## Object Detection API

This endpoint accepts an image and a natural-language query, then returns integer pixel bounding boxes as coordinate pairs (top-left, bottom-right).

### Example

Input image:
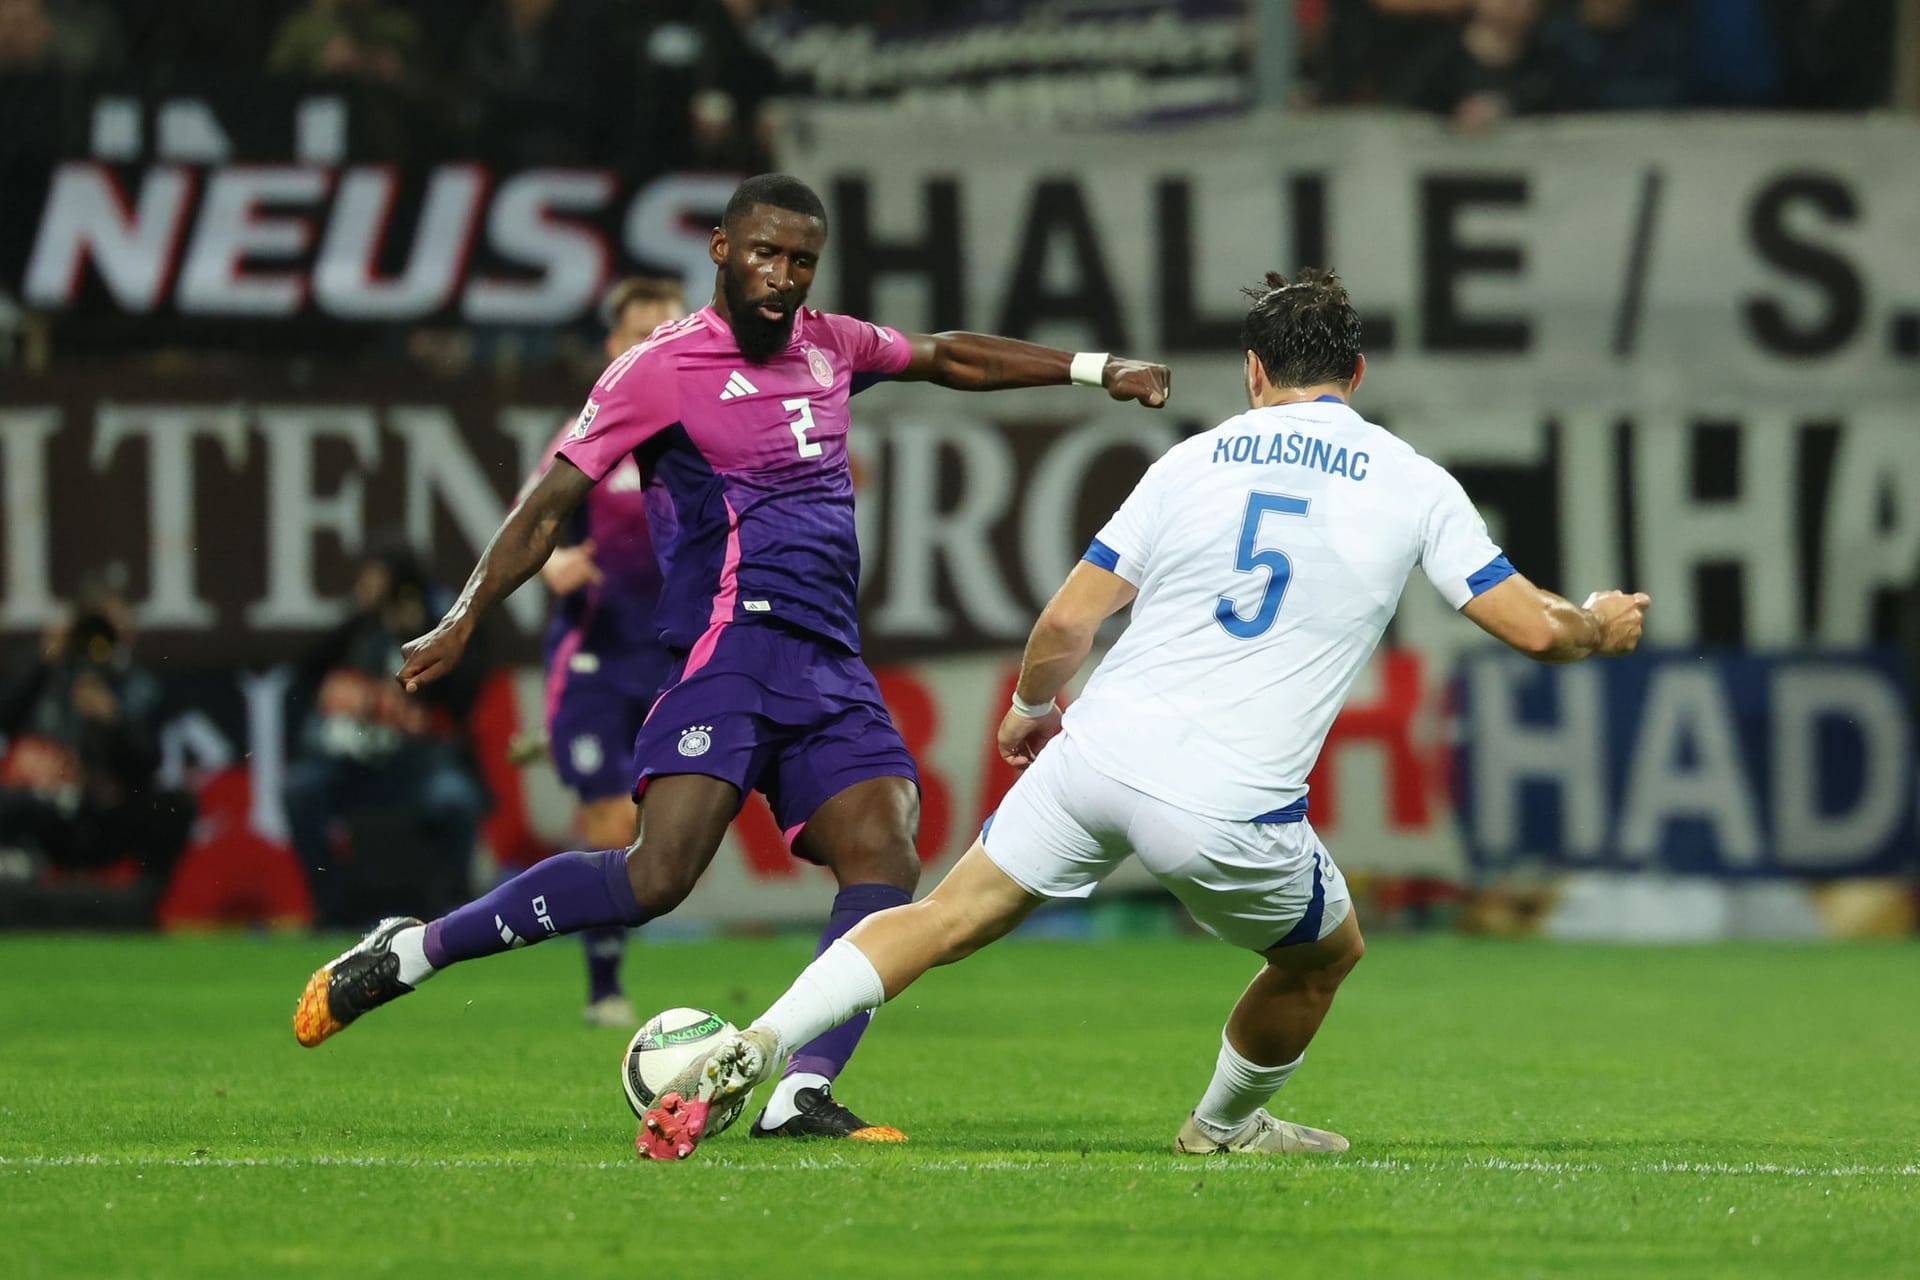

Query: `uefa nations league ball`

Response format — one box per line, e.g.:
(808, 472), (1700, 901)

(622, 1007), (749, 1138)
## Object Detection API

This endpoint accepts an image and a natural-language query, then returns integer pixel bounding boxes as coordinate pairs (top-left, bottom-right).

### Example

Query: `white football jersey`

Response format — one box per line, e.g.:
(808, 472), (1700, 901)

(1065, 397), (1510, 822)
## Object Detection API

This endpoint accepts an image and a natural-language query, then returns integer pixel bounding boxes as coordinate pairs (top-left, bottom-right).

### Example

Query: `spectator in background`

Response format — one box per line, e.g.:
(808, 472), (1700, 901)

(1401, 0), (1551, 131)
(283, 546), (488, 929)
(42, 0), (118, 72)
(0, 0), (51, 70)
(462, 0), (621, 166)
(689, 0), (781, 170)
(268, 0), (419, 86)
(0, 0), (121, 74)
(0, 590), (191, 887)
(1323, 0), (1473, 105)
(619, 0), (782, 174)
(1537, 0), (1686, 112)
(463, 0), (567, 98)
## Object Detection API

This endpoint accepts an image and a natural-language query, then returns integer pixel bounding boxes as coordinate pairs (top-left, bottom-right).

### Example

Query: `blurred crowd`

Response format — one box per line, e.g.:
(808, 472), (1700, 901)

(1312, 0), (1898, 126)
(0, 0), (790, 171)
(0, 549), (495, 929)
(0, 1), (1902, 157)
(284, 545), (489, 928)
(0, 594), (183, 870)
(0, 587), (191, 923)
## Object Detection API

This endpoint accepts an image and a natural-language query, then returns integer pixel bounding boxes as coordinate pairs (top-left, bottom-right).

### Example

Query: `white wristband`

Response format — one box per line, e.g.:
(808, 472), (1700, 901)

(1010, 690), (1057, 719)
(1069, 351), (1109, 388)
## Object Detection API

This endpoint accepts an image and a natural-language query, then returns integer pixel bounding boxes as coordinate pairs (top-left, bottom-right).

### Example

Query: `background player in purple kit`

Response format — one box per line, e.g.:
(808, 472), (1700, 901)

(293, 173), (1172, 1148)
(530, 277), (686, 1028)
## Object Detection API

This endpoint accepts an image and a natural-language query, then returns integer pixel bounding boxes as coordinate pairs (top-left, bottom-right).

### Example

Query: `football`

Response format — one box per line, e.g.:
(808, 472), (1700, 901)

(621, 1007), (749, 1137)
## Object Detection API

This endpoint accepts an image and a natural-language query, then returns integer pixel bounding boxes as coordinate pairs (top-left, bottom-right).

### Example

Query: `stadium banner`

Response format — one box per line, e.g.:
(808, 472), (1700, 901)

(778, 109), (1920, 409)
(3, 98), (1917, 400)
(0, 77), (737, 353)
(139, 643), (1918, 929)
(142, 646), (1457, 927)
(1454, 650), (1920, 879)
(1, 382), (1916, 665)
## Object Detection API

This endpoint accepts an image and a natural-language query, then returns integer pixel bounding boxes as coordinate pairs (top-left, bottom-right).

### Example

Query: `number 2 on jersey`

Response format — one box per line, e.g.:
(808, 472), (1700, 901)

(783, 397), (823, 458)
(1215, 492), (1310, 639)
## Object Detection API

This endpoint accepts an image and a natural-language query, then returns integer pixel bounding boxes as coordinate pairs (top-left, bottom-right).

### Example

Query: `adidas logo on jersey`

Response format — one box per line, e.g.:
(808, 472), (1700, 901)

(719, 370), (760, 400)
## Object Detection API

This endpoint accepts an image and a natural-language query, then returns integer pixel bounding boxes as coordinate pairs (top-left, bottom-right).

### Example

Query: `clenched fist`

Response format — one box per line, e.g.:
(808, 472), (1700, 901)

(1583, 590), (1651, 656)
(1103, 357), (1172, 409)
(396, 619), (473, 694)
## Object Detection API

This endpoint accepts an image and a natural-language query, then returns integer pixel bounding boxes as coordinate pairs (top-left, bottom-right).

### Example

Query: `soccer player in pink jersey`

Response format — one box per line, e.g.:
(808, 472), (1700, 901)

(530, 277), (686, 1029)
(293, 174), (1171, 1145)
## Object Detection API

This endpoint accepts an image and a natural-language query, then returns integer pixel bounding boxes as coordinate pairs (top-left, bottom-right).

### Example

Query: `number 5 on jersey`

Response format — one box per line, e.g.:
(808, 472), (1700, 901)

(1216, 492), (1310, 639)
(783, 397), (822, 458)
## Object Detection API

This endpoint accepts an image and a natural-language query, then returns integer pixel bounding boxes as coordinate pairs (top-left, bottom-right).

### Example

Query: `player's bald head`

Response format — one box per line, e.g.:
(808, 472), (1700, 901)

(723, 174), (828, 234)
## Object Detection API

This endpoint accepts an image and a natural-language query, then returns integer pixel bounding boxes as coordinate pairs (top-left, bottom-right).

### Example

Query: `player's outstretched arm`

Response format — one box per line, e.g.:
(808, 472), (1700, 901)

(397, 458), (595, 693)
(999, 562), (1139, 767)
(1461, 573), (1650, 664)
(514, 451), (602, 598)
(897, 332), (1170, 408)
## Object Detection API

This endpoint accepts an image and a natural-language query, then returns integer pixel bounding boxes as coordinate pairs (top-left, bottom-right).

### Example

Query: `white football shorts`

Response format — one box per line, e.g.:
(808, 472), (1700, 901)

(980, 729), (1351, 953)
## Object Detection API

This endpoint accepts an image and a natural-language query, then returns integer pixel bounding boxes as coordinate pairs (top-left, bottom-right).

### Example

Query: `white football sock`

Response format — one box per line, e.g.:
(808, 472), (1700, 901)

(750, 938), (886, 1059)
(756, 1072), (832, 1130)
(1192, 1032), (1302, 1142)
(389, 926), (436, 988)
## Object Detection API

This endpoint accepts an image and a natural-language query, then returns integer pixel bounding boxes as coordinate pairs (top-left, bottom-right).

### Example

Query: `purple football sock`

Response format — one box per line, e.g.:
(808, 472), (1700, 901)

(783, 882), (912, 1082)
(582, 928), (629, 1003)
(422, 848), (641, 970)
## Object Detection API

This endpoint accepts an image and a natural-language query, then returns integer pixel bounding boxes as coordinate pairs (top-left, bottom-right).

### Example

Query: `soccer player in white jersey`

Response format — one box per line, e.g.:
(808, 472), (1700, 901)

(642, 269), (1651, 1159)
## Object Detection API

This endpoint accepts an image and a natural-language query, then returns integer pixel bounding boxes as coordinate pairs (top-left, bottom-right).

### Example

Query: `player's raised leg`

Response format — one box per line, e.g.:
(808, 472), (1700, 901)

(639, 842), (1041, 1158)
(1173, 908), (1364, 1155)
(292, 774), (736, 1046)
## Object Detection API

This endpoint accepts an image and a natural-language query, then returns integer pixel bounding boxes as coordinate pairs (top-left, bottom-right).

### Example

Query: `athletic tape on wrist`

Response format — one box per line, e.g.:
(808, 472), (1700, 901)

(1069, 351), (1109, 388)
(1010, 691), (1057, 719)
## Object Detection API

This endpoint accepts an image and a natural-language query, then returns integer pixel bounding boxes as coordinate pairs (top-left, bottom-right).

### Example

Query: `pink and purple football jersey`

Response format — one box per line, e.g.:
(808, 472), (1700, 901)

(529, 420), (672, 690)
(528, 419), (673, 797)
(556, 305), (913, 656)
(531, 418), (667, 680)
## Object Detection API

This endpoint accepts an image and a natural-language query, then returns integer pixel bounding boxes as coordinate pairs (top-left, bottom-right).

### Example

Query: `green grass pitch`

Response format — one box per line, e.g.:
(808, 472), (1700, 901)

(3, 931), (1916, 1278)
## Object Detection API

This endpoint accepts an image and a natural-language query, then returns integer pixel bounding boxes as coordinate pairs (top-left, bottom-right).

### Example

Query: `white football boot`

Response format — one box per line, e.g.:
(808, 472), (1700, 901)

(636, 1027), (782, 1160)
(1173, 1109), (1349, 1155)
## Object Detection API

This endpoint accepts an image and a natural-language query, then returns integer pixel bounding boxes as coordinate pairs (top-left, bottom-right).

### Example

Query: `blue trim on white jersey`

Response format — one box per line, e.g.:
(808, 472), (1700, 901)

(1083, 537), (1122, 572)
(980, 811), (997, 845)
(1312, 394), (1345, 404)
(1466, 554), (1517, 598)
(1271, 850), (1329, 947)
(1250, 796), (1309, 824)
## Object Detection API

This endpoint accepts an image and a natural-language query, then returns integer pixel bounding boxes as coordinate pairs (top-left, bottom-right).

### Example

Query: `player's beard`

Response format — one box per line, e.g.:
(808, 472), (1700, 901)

(722, 269), (797, 363)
